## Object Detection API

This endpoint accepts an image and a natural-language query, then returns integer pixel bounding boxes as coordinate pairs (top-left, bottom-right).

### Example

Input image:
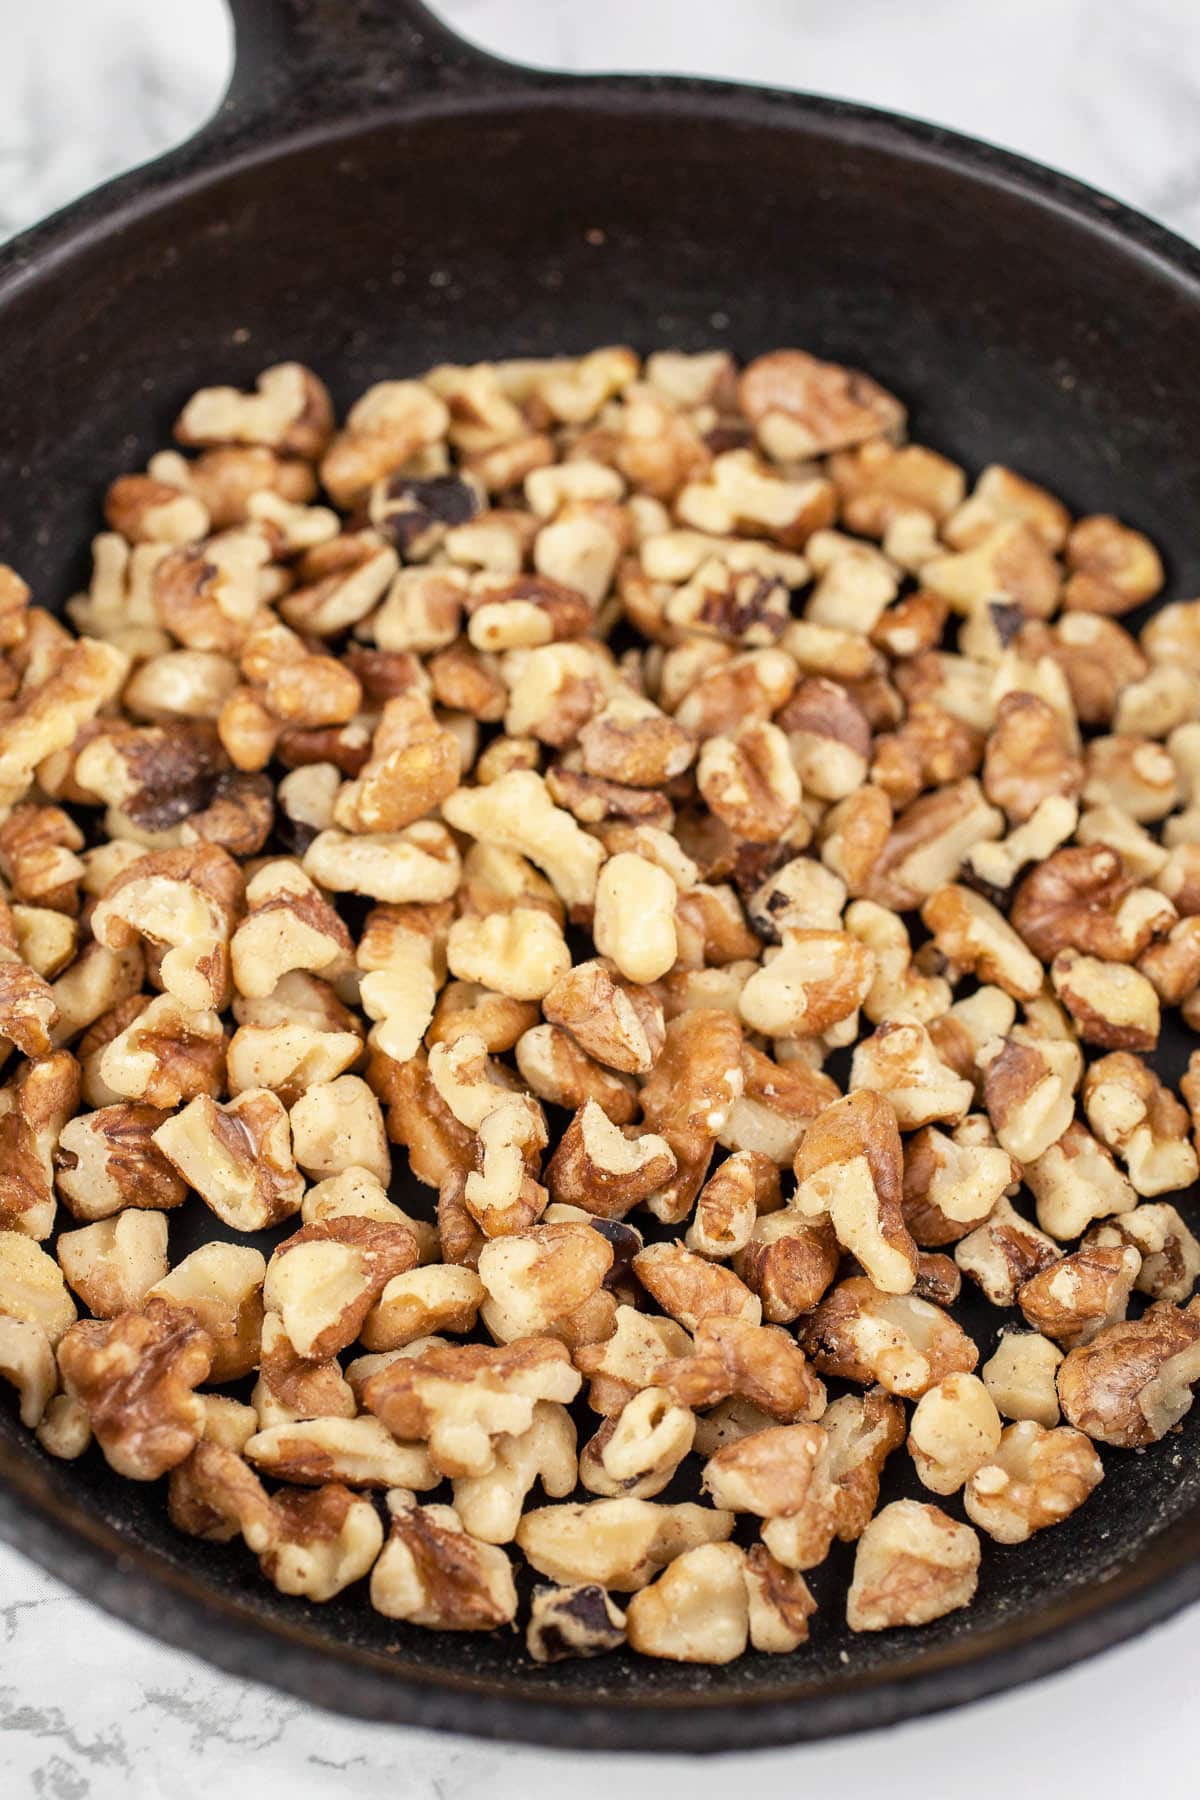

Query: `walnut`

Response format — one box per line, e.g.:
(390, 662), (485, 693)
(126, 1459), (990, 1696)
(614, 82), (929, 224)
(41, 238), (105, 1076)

(964, 794), (1079, 896)
(0, 1315), (56, 1427)
(625, 1541), (752, 1664)
(1018, 1242), (1141, 1348)
(0, 961), (59, 1059)
(361, 1335), (581, 1477)
(262, 1484), (385, 1603)
(477, 1223), (612, 1343)
(654, 1315), (825, 1421)
(542, 958), (664, 1074)
(921, 884), (1043, 1001)
(846, 901), (952, 1025)
(153, 1090), (303, 1231)
(742, 1545), (816, 1650)
(733, 1212), (839, 1322)
(1084, 734), (1178, 822)
(964, 1420), (1104, 1543)
(516, 1497), (733, 1592)
(545, 1102), (674, 1219)
(0, 637), (128, 810)
(0, 804), (85, 914)
(822, 1391), (907, 1541)
(57, 1297), (212, 1480)
(1049, 949), (1160, 1052)
(579, 1386), (694, 1500)
(978, 1031), (1083, 1163)
(901, 1124), (1016, 1247)
(166, 1440), (278, 1553)
(1083, 1052), (1199, 1196)
(369, 1045), (476, 1187)
(981, 1330), (1064, 1427)
(148, 1243), (266, 1382)
(1091, 1201), (1200, 1304)
(867, 779), (1004, 912)
(738, 348), (905, 459)
(453, 1400), (578, 1540)
(289, 1074), (390, 1185)
(175, 362), (332, 459)
(1058, 1299), (1200, 1447)
(871, 702), (982, 810)
(513, 1024), (638, 1125)
(801, 1277), (977, 1398)
(676, 452), (834, 551)
(981, 691), (1082, 825)
(637, 1007), (744, 1220)
(56, 1210), (168, 1319)
(0, 1230), (77, 1342)
(361, 1265), (484, 1352)
(846, 1500), (980, 1631)
(527, 1584), (627, 1663)
(954, 1197), (1062, 1307)
(244, 1417), (436, 1491)
(739, 928), (874, 1038)
(442, 769), (604, 911)
(0, 1051), (81, 1239)
(54, 1105), (184, 1227)
(907, 1372), (1003, 1495)
(682, 1151), (770, 1258)
(703, 1422), (835, 1564)
(943, 464), (1069, 553)
(633, 1240), (760, 1331)
(849, 1018), (973, 1130)
(428, 981), (537, 1056)
(264, 1214), (417, 1358)
(791, 1091), (917, 1293)
(573, 1302), (693, 1416)
(252, 1309), (354, 1427)
(302, 820), (461, 905)
(1024, 1120), (1136, 1239)
(719, 1044), (838, 1166)
(1062, 513), (1163, 614)
(672, 647), (796, 740)
(588, 851), (679, 984)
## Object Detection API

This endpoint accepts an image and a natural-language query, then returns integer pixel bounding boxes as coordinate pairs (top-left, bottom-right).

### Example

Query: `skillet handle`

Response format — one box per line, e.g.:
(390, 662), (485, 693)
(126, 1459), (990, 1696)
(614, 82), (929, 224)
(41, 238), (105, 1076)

(219, 0), (518, 130)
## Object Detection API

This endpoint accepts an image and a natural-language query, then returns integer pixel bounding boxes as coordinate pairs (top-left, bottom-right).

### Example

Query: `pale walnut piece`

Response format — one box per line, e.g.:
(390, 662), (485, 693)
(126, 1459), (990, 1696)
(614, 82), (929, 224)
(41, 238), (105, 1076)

(846, 1500), (980, 1632)
(527, 1583), (627, 1663)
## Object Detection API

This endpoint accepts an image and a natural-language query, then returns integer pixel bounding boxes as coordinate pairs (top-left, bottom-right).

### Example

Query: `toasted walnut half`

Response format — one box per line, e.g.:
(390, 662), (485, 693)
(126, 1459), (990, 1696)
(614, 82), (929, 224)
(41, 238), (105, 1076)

(57, 1297), (212, 1480)
(846, 1499), (980, 1632)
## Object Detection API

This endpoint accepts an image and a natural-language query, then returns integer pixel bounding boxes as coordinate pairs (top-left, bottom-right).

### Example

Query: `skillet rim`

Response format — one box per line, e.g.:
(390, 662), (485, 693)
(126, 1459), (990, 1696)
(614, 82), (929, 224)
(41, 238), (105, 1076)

(2, 66), (1200, 1752)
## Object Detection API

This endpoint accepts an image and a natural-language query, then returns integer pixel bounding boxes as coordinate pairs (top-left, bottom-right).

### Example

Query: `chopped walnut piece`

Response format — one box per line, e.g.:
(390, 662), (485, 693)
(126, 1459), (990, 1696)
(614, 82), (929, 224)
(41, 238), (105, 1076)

(625, 1541), (751, 1664)
(542, 958), (664, 1074)
(704, 1422), (836, 1567)
(792, 1091), (917, 1294)
(654, 1315), (825, 1421)
(149, 1243), (266, 1382)
(739, 348), (905, 460)
(1083, 1052), (1199, 1196)
(264, 1214), (417, 1359)
(979, 1031), (1083, 1164)
(982, 1330), (1064, 1427)
(1050, 949), (1160, 1052)
(0, 1314), (56, 1427)
(849, 1018), (973, 1130)
(739, 928), (874, 1039)
(57, 1297), (212, 1480)
(153, 1090), (304, 1231)
(733, 1212), (839, 1322)
(263, 1484), (384, 1603)
(245, 1417), (436, 1491)
(801, 1277), (977, 1399)
(527, 1583), (627, 1663)
(954, 1197), (1062, 1308)
(846, 1499), (980, 1632)
(1091, 1202), (1200, 1305)
(362, 1335), (581, 1478)
(867, 779), (1004, 912)
(545, 1102), (674, 1220)
(1063, 513), (1163, 614)
(56, 1210), (169, 1319)
(823, 1391), (907, 1541)
(901, 1124), (1015, 1247)
(921, 884), (1043, 1001)
(633, 1240), (760, 1331)
(907, 1372), (1002, 1496)
(579, 1386), (694, 1501)
(964, 1419), (1103, 1544)
(1058, 1299), (1200, 1447)
(516, 1497), (733, 1592)
(0, 1230), (78, 1342)
(1018, 1242), (1141, 1349)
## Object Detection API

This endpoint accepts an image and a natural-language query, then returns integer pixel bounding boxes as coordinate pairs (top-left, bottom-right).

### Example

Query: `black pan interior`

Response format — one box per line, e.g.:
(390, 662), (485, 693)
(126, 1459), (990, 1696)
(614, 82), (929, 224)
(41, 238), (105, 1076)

(1, 66), (1200, 1751)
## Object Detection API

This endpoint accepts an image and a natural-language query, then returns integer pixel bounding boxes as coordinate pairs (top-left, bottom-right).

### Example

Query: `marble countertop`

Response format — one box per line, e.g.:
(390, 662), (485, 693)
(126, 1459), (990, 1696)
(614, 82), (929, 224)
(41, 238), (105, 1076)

(4, 0), (1200, 1793)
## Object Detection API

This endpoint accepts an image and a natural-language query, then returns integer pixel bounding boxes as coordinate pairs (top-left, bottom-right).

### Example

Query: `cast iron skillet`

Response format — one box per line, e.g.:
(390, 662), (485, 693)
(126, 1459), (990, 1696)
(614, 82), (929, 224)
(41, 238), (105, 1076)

(2, 0), (1200, 1755)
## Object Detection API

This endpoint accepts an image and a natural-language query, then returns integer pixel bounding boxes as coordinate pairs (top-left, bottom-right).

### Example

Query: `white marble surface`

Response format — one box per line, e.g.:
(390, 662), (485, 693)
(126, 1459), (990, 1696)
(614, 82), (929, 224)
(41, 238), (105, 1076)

(4, 0), (1200, 1793)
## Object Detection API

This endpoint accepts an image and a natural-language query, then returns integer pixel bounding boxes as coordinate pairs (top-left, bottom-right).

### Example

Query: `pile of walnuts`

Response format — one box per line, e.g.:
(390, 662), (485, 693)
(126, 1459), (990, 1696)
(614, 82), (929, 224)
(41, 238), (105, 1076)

(2, 342), (1200, 1664)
